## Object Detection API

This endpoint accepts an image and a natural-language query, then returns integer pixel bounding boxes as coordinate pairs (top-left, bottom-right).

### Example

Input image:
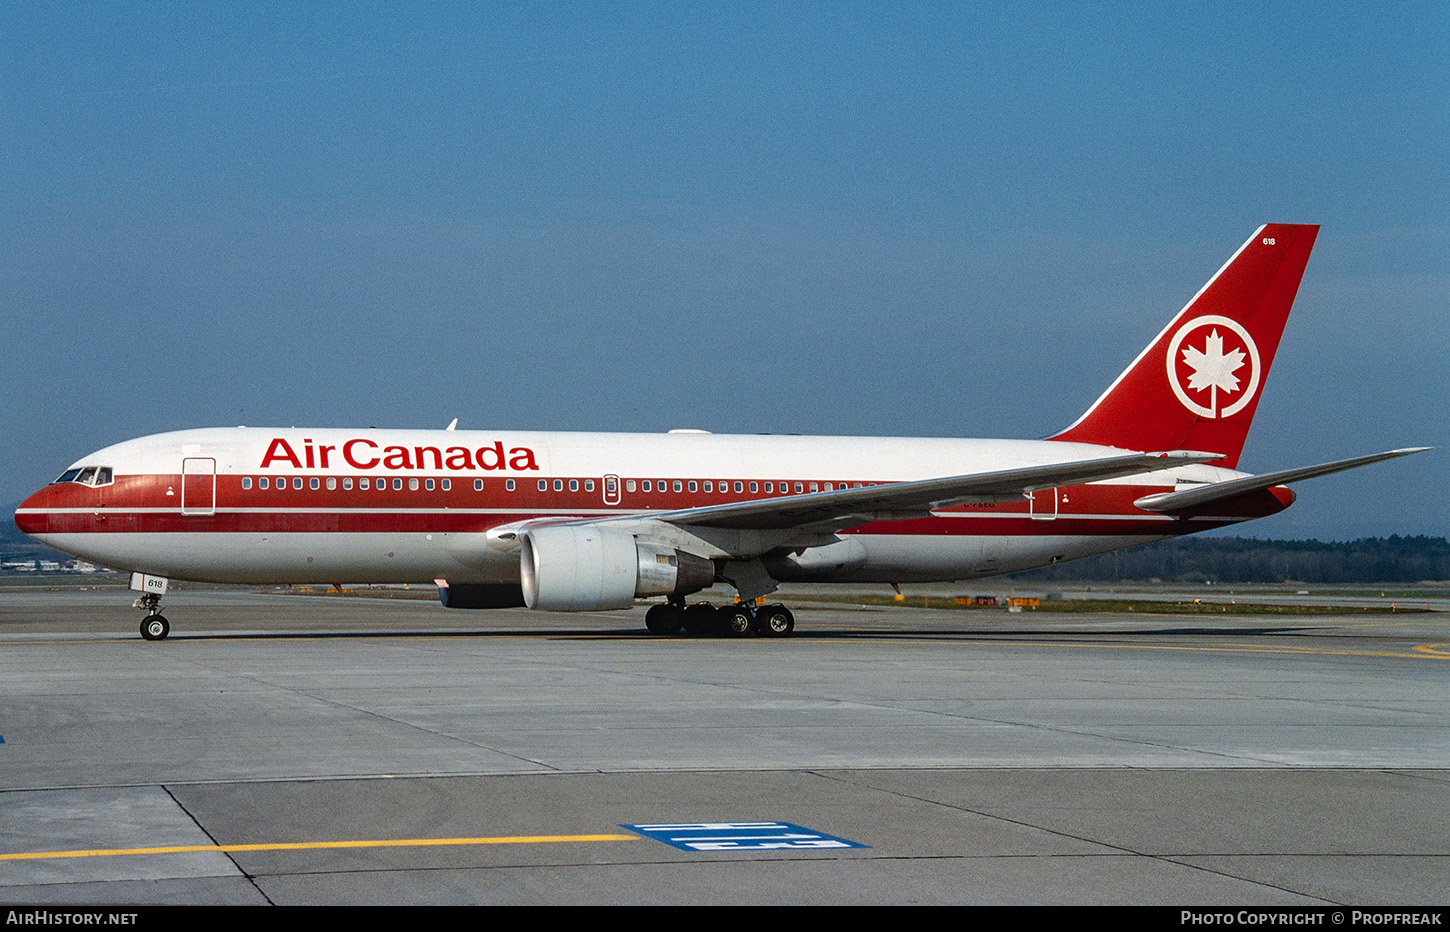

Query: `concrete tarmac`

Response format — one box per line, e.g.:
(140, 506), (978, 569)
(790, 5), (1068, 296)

(1, 589), (1447, 905)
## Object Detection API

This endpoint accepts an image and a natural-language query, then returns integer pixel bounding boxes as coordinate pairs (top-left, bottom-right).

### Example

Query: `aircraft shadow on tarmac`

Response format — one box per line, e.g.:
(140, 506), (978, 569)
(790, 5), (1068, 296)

(154, 621), (1322, 642)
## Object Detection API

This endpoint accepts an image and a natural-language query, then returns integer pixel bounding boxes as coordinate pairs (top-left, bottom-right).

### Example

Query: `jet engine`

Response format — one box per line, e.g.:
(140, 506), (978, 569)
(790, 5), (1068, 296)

(519, 524), (715, 611)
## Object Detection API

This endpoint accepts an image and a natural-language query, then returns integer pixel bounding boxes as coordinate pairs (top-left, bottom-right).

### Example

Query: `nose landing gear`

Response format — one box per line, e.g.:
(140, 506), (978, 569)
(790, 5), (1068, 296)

(134, 592), (170, 641)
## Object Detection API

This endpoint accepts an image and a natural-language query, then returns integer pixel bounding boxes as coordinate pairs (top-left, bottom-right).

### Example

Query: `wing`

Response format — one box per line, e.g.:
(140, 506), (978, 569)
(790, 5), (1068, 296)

(1133, 447), (1430, 513)
(605, 450), (1223, 534)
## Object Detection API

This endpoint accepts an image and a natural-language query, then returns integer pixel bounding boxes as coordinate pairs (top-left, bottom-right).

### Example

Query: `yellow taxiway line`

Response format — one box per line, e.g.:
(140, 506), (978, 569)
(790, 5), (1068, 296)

(0, 833), (641, 862)
(967, 639), (1450, 660)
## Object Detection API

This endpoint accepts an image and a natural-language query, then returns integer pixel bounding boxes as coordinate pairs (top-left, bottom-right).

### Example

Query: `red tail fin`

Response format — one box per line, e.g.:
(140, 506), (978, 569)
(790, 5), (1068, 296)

(1049, 223), (1319, 467)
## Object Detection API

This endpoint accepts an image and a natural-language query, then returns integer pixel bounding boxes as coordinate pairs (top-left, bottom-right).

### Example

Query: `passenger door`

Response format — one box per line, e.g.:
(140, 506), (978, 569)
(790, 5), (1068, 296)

(181, 458), (216, 516)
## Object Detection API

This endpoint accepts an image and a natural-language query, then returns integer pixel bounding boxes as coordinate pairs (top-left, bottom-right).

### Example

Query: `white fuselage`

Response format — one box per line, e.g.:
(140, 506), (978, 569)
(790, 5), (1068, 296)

(17, 427), (1260, 589)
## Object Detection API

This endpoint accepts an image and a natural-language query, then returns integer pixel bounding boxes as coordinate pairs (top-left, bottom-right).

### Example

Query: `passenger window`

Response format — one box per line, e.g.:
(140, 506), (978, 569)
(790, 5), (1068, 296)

(409, 478), (419, 491)
(672, 480), (682, 493)
(585, 479), (594, 492)
(327, 477), (337, 490)
(569, 479), (578, 492)
(794, 482), (803, 493)
(626, 480), (636, 492)
(688, 481), (697, 492)
(441, 479), (450, 491)
(242, 477), (252, 490)
(764, 482), (773, 493)
(293, 478), (303, 490)
(734, 481), (743, 493)
(343, 478), (353, 490)
(360, 478), (370, 490)
(392, 478), (402, 491)
(824, 482), (833, 491)
(310, 478), (320, 490)
(749, 481), (758, 493)
(538, 480), (546, 491)
(704, 481), (713, 493)
(642, 480), (651, 492)
(810, 482), (819, 493)
(553, 479), (563, 492)
(259, 477), (269, 490)
(425, 478), (434, 491)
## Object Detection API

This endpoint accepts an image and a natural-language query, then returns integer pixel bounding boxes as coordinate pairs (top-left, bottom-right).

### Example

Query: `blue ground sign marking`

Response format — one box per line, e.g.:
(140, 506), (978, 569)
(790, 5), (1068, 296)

(623, 822), (867, 852)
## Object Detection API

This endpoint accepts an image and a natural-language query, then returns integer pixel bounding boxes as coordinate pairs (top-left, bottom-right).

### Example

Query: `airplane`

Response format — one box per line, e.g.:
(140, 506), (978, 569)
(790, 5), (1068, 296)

(13, 223), (1427, 640)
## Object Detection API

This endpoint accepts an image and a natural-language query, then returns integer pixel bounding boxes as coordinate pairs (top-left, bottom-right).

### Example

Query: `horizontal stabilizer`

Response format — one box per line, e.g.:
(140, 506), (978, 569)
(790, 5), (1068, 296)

(1133, 448), (1430, 513)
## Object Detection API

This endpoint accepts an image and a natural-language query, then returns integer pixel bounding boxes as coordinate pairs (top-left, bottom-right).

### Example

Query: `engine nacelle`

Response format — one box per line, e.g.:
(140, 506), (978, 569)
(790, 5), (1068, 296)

(635, 542), (716, 599)
(520, 524), (715, 612)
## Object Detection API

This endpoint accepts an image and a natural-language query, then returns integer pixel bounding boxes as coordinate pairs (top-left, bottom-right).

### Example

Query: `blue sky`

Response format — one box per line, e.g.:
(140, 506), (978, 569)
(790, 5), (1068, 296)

(3, 3), (1445, 539)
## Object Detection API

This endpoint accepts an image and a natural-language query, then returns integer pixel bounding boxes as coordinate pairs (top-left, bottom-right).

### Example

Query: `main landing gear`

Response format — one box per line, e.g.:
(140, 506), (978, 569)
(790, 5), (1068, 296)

(644, 600), (795, 638)
(134, 593), (170, 641)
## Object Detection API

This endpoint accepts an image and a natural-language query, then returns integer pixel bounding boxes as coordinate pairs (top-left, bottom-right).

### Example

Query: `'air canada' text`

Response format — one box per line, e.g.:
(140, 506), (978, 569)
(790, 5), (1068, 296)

(260, 437), (540, 472)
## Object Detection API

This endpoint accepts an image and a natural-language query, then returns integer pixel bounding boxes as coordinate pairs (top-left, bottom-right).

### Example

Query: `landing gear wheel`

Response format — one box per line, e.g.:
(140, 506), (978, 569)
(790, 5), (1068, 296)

(681, 604), (717, 637)
(645, 604), (683, 635)
(757, 604), (794, 638)
(140, 615), (170, 641)
(720, 604), (756, 637)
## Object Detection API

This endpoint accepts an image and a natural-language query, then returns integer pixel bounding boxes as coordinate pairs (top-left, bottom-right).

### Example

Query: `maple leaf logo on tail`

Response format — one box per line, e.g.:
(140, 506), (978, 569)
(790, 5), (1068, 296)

(1183, 329), (1246, 412)
(1166, 315), (1261, 419)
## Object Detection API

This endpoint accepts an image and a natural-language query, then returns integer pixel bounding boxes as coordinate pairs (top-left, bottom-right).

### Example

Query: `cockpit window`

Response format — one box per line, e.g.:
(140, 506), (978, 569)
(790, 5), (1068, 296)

(53, 466), (115, 487)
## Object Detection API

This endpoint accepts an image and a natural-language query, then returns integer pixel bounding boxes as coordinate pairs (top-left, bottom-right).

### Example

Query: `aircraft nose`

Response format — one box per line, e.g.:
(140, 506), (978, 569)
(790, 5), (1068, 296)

(14, 485), (53, 537)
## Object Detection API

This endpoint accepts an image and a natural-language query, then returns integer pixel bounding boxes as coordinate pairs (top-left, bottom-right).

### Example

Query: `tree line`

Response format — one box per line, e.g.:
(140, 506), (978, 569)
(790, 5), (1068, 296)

(1010, 536), (1450, 584)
